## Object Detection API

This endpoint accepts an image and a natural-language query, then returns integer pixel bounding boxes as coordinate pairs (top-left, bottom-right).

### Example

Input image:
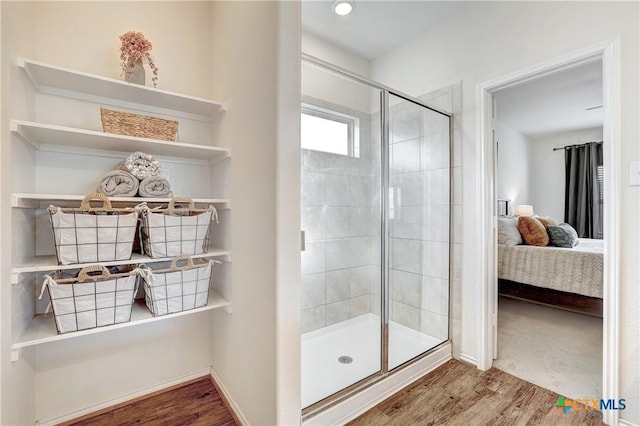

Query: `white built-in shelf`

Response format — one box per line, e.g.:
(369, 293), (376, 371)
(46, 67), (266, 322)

(12, 193), (231, 209)
(10, 59), (234, 357)
(11, 249), (231, 277)
(12, 291), (231, 350)
(19, 58), (223, 121)
(11, 120), (231, 163)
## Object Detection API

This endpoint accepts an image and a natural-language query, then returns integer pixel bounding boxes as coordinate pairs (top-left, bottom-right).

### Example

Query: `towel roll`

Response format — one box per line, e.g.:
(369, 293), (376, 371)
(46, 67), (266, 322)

(138, 175), (173, 198)
(119, 151), (162, 180)
(97, 170), (139, 197)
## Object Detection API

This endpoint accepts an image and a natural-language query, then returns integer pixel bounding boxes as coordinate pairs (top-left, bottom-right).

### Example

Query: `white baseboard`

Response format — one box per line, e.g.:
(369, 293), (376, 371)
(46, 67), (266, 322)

(619, 419), (639, 426)
(303, 343), (452, 426)
(458, 352), (478, 367)
(210, 367), (249, 426)
(36, 369), (211, 426)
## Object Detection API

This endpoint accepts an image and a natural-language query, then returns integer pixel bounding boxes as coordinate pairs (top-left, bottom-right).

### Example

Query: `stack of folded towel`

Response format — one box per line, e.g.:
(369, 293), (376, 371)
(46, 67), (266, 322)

(97, 152), (173, 198)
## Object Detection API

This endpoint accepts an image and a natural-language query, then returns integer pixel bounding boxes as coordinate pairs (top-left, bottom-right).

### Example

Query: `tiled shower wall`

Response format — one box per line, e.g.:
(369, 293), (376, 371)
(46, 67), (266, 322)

(386, 83), (462, 342)
(300, 83), (462, 342)
(301, 100), (380, 334)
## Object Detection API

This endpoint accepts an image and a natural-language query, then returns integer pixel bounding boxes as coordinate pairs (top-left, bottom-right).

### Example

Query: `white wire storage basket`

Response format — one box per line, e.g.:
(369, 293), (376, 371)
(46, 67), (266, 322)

(39, 265), (140, 334)
(48, 193), (140, 265)
(140, 254), (220, 316)
(140, 197), (218, 259)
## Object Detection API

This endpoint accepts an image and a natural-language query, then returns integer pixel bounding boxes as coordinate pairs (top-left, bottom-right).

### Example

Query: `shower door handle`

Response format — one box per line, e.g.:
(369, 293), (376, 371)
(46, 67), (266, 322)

(301, 230), (306, 251)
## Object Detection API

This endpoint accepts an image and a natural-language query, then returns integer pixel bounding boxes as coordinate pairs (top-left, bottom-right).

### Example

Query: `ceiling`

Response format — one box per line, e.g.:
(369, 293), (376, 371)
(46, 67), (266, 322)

(302, 1), (604, 137)
(494, 60), (603, 137)
(301, 0), (466, 60)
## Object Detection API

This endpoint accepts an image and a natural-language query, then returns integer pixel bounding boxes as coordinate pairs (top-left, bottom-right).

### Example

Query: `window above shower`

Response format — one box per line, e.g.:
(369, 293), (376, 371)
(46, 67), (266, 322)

(302, 103), (360, 158)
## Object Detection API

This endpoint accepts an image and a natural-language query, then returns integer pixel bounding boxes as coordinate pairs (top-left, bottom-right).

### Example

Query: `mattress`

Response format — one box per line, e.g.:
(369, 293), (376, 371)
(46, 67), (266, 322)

(498, 238), (603, 298)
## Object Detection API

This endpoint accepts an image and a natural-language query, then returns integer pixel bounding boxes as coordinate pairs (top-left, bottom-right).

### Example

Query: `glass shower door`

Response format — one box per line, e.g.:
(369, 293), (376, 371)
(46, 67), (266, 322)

(300, 61), (383, 408)
(387, 94), (450, 369)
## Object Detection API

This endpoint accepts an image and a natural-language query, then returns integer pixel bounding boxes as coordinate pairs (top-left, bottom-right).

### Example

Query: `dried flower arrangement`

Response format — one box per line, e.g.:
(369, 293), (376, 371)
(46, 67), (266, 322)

(119, 31), (159, 87)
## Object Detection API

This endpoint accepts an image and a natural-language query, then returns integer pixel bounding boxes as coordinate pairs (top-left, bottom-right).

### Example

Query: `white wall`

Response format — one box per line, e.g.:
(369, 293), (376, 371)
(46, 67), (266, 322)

(496, 122), (604, 224)
(275, 3), (302, 422)
(208, 2), (300, 425)
(2, 2), (37, 424)
(302, 32), (370, 78)
(371, 2), (639, 423)
(32, 1), (214, 99)
(302, 33), (375, 115)
(496, 121), (531, 215)
(34, 316), (213, 419)
(530, 127), (603, 222)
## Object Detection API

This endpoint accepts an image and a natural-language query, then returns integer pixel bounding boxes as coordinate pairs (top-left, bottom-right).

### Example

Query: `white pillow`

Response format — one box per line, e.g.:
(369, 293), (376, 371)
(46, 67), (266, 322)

(498, 216), (522, 246)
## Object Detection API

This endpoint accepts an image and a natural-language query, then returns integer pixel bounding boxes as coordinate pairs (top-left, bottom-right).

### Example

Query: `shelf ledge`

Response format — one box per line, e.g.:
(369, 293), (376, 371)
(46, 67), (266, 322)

(11, 193), (231, 210)
(19, 58), (223, 121)
(11, 120), (231, 164)
(12, 291), (231, 350)
(11, 249), (231, 277)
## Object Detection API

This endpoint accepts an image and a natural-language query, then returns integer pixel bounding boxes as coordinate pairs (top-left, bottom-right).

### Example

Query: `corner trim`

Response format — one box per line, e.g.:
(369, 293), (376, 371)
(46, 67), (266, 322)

(210, 367), (250, 426)
(458, 353), (478, 368)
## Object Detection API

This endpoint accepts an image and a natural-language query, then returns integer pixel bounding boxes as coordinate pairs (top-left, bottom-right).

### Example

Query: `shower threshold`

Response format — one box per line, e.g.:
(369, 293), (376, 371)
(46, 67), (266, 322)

(301, 313), (443, 408)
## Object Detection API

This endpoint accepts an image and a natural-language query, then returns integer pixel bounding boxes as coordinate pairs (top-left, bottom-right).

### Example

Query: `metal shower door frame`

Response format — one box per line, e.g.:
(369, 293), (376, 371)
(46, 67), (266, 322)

(301, 53), (453, 418)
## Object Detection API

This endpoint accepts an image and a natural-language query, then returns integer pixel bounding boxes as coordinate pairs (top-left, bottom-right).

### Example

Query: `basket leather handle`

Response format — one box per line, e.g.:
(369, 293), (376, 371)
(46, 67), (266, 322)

(171, 254), (195, 270)
(77, 265), (111, 282)
(167, 197), (195, 212)
(81, 193), (113, 211)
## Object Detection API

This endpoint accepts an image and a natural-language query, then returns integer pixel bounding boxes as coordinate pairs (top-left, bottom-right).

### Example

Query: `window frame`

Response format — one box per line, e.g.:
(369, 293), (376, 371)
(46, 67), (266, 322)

(301, 103), (360, 158)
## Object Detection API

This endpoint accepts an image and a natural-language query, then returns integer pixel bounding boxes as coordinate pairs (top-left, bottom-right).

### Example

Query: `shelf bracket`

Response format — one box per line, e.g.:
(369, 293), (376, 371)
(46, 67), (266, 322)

(11, 349), (20, 362)
(11, 272), (20, 285)
(224, 306), (233, 315)
(10, 120), (42, 151)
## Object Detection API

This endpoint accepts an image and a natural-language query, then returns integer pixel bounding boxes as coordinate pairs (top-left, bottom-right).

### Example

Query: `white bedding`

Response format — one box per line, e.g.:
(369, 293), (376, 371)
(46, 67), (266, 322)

(498, 238), (603, 298)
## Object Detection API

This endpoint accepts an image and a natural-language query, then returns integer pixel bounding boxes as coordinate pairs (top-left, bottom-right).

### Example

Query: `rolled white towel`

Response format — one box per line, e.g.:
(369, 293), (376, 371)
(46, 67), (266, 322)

(97, 170), (139, 197)
(138, 175), (173, 198)
(119, 152), (162, 180)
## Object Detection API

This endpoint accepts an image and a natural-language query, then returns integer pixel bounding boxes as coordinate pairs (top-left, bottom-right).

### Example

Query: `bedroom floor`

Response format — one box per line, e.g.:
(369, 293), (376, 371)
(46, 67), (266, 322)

(494, 296), (602, 400)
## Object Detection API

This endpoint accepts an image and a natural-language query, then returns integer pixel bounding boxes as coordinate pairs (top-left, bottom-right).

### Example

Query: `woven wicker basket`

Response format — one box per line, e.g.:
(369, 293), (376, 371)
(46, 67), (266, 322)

(100, 107), (178, 141)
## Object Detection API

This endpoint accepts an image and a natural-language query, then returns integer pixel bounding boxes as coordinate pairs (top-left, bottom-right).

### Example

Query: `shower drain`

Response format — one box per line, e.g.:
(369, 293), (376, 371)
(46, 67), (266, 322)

(338, 356), (353, 364)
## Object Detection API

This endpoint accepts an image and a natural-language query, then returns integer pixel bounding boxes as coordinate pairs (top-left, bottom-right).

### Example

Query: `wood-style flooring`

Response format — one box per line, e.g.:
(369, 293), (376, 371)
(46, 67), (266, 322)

(61, 377), (237, 426)
(63, 359), (605, 426)
(348, 359), (605, 426)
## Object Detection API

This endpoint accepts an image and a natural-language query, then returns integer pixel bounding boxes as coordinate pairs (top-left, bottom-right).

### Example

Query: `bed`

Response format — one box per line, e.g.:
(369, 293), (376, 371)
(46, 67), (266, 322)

(498, 238), (603, 317)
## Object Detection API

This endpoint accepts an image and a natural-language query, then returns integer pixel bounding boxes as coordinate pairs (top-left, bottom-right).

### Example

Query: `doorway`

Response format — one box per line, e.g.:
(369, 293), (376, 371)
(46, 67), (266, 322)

(476, 40), (621, 425)
(492, 58), (604, 400)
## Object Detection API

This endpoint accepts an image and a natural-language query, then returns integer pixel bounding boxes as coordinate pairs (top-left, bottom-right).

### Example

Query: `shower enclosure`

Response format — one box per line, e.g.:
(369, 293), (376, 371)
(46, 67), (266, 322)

(300, 56), (451, 412)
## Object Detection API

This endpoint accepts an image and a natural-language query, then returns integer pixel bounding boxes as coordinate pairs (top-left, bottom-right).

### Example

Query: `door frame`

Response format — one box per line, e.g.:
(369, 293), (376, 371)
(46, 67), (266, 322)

(475, 38), (621, 425)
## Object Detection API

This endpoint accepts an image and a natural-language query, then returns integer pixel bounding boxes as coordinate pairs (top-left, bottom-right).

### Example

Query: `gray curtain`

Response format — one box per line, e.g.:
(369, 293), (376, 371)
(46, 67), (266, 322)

(564, 142), (603, 239)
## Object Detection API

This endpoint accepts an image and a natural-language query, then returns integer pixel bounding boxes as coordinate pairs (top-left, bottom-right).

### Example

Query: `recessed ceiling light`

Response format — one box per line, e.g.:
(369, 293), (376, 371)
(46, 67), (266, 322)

(332, 0), (354, 16)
